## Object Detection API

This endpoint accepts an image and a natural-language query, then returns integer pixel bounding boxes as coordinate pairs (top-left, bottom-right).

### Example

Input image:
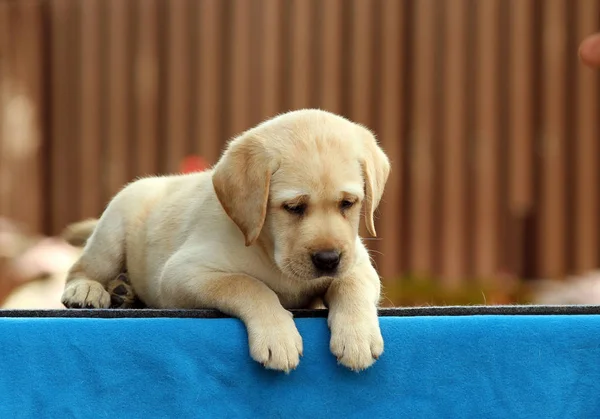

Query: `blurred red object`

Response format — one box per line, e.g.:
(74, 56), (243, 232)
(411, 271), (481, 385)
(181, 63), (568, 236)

(180, 156), (208, 174)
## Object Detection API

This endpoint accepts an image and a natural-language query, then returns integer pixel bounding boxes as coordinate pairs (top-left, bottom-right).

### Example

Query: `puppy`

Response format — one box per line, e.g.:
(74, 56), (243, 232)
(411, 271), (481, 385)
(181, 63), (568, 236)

(61, 109), (391, 372)
(63, 219), (142, 308)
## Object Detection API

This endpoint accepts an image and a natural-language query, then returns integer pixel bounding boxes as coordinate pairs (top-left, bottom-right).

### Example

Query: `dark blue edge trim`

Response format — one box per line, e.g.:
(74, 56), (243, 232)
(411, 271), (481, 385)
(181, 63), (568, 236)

(1, 305), (600, 318)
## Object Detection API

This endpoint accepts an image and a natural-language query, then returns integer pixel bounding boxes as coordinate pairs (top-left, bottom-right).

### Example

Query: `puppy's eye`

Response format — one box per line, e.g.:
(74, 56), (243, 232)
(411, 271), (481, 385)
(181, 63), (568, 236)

(340, 200), (355, 211)
(283, 203), (307, 216)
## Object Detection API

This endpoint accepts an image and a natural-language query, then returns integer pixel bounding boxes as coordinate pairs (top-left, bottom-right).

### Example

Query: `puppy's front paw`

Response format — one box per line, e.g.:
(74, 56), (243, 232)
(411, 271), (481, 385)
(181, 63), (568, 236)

(329, 311), (384, 372)
(61, 278), (111, 309)
(247, 310), (303, 373)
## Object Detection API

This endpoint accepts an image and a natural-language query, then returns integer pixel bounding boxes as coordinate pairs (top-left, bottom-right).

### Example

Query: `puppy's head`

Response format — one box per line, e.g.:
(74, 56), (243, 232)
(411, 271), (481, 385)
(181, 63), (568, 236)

(212, 109), (390, 280)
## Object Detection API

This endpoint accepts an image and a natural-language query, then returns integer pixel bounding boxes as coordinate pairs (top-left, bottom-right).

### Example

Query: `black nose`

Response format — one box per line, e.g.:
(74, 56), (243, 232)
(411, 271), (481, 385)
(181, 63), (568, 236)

(311, 250), (341, 272)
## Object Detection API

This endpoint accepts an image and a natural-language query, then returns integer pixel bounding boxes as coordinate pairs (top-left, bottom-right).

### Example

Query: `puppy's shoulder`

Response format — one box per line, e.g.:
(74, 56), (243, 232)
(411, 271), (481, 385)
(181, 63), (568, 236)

(102, 175), (183, 216)
(125, 174), (174, 191)
(115, 173), (207, 200)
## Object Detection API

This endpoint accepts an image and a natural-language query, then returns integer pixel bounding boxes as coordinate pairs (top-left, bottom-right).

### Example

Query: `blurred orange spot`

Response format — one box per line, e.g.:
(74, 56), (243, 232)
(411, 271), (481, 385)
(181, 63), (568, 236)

(579, 33), (600, 68)
(180, 156), (208, 174)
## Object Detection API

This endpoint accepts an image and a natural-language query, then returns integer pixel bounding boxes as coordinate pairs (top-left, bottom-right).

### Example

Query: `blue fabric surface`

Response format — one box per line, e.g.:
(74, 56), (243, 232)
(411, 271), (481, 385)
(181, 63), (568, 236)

(1, 315), (600, 419)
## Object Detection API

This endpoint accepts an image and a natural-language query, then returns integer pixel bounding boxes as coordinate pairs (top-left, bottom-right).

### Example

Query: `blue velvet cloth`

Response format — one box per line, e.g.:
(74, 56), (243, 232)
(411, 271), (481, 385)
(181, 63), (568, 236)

(1, 314), (600, 418)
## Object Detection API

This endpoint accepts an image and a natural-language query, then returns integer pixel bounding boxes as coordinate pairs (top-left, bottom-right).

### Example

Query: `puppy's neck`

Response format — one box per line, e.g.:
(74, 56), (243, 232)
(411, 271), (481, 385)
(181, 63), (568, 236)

(254, 231), (277, 269)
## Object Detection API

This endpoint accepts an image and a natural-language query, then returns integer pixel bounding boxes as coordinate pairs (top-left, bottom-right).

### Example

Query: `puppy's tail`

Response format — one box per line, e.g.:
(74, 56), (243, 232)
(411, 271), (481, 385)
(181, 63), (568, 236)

(61, 218), (99, 247)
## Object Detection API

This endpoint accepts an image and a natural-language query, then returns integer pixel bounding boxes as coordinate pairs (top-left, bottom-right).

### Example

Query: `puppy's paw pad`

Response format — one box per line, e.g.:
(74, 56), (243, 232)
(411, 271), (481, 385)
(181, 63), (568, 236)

(106, 274), (138, 308)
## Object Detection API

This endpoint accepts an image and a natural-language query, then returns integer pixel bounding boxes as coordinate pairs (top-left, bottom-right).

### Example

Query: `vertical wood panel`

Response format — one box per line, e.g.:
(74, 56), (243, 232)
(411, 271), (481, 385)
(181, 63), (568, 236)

(473, 0), (500, 281)
(106, 0), (130, 198)
(18, 1), (43, 231)
(259, 0), (283, 121)
(319, 0), (343, 114)
(539, 0), (567, 278)
(79, 0), (102, 219)
(509, 1), (535, 213)
(165, 0), (190, 173)
(227, 0), (252, 140)
(350, 0), (373, 125)
(196, 0), (223, 164)
(574, 0), (599, 273)
(440, 0), (468, 286)
(409, 0), (436, 277)
(508, 0), (534, 278)
(350, 0), (374, 241)
(4, 3), (21, 221)
(49, 0), (76, 233)
(377, 0), (404, 281)
(289, 0), (313, 110)
(0, 1), (11, 219)
(134, 0), (159, 177)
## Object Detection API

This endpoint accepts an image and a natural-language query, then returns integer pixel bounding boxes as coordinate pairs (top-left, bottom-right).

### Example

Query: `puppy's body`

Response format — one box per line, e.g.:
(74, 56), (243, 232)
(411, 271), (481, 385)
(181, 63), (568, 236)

(63, 109), (390, 373)
(90, 171), (333, 309)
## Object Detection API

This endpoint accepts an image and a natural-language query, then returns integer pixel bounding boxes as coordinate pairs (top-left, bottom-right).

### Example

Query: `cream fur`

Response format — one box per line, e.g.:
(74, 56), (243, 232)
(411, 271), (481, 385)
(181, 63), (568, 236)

(61, 109), (391, 373)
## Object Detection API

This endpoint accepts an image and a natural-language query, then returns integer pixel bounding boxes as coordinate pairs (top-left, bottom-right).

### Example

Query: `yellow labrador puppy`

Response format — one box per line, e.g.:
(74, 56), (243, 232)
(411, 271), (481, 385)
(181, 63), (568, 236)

(61, 109), (390, 373)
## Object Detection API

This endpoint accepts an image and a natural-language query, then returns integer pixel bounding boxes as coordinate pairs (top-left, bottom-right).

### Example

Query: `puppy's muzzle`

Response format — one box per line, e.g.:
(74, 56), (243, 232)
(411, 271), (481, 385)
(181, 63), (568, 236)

(311, 250), (341, 274)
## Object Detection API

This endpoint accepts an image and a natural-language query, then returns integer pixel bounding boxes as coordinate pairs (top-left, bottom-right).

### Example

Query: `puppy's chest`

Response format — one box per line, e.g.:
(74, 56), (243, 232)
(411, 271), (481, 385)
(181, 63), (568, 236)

(272, 277), (332, 309)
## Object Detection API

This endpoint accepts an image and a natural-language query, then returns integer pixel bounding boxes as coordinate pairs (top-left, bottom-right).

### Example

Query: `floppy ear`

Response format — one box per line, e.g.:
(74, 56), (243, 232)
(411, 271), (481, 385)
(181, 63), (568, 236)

(212, 135), (278, 246)
(359, 127), (391, 237)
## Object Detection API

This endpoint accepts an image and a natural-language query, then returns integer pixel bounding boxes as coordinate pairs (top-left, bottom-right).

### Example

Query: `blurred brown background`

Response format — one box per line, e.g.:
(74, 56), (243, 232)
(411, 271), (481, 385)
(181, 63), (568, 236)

(1, 0), (600, 307)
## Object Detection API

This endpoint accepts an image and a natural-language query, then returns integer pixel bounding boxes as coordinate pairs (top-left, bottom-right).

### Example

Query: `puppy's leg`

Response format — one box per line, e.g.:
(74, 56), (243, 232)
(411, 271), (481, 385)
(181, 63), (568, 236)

(325, 261), (384, 372)
(159, 263), (303, 372)
(307, 296), (327, 309)
(61, 214), (125, 309)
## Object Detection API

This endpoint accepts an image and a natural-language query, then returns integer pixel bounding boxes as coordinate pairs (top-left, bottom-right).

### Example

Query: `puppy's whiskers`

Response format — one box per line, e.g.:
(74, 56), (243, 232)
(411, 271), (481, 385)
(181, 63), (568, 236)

(280, 259), (307, 280)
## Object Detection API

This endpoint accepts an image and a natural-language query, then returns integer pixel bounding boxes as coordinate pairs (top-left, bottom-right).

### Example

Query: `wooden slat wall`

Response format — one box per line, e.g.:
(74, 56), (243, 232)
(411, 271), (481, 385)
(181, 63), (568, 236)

(259, 0), (283, 131)
(539, 0), (568, 279)
(575, 0), (600, 274)
(195, 0), (223, 165)
(0, 1), (44, 233)
(0, 1), (8, 220)
(106, 0), (130, 199)
(473, 0), (500, 283)
(133, 0), (160, 178)
(49, 0), (76, 234)
(227, 0), (252, 141)
(440, 0), (468, 287)
(409, 0), (436, 278)
(319, 0), (343, 114)
(2, 0), (600, 285)
(377, 0), (404, 281)
(508, 0), (535, 281)
(79, 0), (102, 221)
(165, 0), (191, 174)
